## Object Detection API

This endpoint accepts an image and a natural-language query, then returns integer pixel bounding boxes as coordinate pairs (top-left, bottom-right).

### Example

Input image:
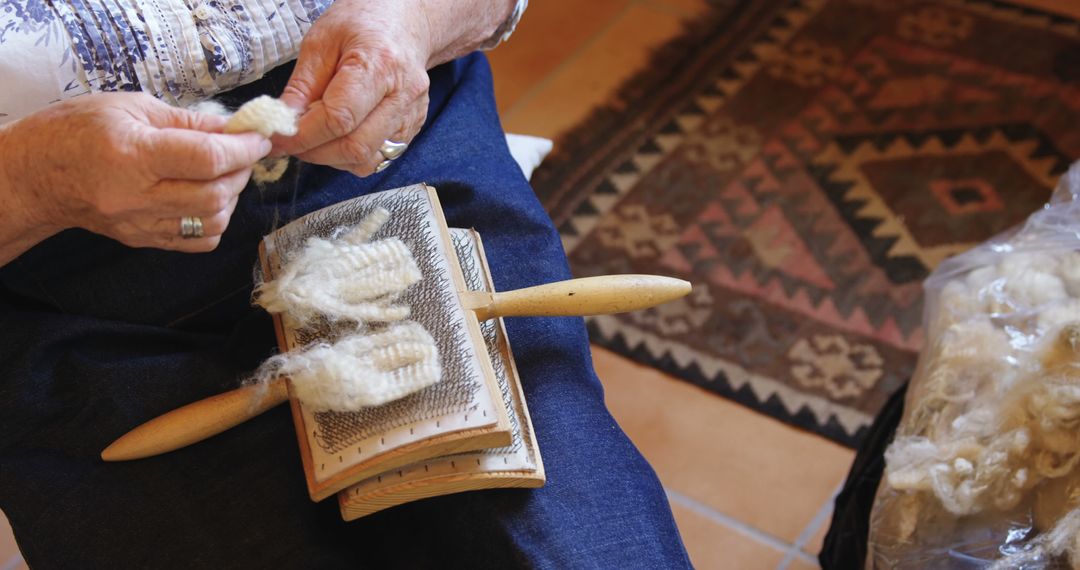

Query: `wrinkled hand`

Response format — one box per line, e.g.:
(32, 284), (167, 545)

(1, 92), (270, 252)
(274, 0), (432, 176)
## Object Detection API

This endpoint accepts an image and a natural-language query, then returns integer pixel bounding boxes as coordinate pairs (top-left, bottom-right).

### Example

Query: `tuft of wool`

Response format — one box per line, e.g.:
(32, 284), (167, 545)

(223, 95), (298, 138)
(189, 100), (229, 116)
(251, 158), (290, 185)
(255, 321), (441, 411)
(191, 96), (299, 183)
(255, 208), (422, 326)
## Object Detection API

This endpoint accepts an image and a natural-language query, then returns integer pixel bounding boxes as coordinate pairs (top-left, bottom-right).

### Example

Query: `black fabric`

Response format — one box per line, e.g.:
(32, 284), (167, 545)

(820, 384), (908, 569)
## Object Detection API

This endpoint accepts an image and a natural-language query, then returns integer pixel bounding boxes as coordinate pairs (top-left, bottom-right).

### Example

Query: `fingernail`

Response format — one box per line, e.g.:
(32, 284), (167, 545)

(259, 139), (273, 156)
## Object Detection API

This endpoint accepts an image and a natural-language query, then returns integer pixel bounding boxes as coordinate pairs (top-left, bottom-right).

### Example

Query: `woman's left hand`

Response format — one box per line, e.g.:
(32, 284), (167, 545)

(273, 0), (433, 176)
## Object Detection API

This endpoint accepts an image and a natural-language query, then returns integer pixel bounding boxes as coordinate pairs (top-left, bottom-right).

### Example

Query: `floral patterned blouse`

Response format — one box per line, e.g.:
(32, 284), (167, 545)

(0, 0), (526, 124)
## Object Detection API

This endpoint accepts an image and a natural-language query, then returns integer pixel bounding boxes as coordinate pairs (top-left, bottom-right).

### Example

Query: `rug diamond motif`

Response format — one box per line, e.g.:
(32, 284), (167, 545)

(810, 130), (1061, 282)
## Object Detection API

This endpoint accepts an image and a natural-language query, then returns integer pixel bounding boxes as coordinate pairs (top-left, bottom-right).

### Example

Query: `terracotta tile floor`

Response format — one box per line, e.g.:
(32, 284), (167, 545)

(5, 0), (1080, 568)
(593, 347), (849, 568)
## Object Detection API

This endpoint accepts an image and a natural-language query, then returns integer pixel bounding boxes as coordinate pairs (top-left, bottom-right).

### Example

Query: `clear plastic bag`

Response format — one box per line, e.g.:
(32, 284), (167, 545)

(868, 162), (1080, 569)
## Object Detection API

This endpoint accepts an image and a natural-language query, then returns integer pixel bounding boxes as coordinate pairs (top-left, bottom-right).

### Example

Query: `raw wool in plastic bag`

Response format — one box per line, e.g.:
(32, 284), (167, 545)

(868, 162), (1080, 569)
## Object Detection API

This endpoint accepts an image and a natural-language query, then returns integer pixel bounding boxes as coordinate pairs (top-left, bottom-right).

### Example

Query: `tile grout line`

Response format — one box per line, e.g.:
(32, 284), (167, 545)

(777, 483), (844, 569)
(501, 1), (636, 126)
(665, 487), (815, 564)
(2, 554), (23, 570)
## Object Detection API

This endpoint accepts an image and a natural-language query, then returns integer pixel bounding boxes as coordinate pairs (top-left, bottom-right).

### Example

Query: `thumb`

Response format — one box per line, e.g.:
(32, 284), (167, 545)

(140, 97), (230, 133)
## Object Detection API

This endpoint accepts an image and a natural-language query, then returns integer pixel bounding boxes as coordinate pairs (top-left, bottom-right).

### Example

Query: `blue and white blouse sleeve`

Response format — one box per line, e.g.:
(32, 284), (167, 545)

(0, 0), (527, 124)
(0, 0), (334, 122)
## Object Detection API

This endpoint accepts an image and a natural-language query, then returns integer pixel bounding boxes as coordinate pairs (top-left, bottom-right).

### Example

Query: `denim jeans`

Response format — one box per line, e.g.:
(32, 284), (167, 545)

(0, 53), (692, 569)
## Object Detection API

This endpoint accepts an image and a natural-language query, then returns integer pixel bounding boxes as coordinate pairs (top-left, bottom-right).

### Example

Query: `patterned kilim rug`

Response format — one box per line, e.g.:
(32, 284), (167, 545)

(530, 0), (1080, 447)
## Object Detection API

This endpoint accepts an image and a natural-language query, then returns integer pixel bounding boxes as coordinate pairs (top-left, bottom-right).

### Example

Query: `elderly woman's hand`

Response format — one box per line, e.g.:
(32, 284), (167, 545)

(0, 92), (270, 257)
(274, 0), (512, 176)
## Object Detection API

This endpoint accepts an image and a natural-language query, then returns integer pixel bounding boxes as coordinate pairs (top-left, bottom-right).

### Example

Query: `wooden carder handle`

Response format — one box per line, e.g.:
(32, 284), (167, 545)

(462, 274), (692, 321)
(100, 379), (289, 461)
(101, 274), (691, 462)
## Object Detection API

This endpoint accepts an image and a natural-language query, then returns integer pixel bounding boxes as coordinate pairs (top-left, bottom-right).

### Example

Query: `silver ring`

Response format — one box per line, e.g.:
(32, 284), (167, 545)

(180, 216), (204, 239)
(378, 140), (408, 161)
(375, 159), (393, 173)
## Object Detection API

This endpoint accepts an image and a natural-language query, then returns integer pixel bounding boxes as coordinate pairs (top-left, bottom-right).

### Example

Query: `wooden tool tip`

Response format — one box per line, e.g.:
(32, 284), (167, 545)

(100, 440), (135, 462)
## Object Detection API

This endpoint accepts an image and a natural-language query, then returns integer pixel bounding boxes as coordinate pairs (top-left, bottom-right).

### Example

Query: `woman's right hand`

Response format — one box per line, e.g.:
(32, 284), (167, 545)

(0, 92), (271, 256)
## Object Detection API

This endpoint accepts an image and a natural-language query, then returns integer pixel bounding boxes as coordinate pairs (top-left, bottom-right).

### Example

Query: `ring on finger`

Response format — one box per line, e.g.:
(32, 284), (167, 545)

(180, 216), (204, 239)
(379, 139), (408, 161)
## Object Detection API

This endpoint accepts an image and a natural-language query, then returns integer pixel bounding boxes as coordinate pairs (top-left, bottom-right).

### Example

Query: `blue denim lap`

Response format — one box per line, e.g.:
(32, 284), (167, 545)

(0, 53), (692, 569)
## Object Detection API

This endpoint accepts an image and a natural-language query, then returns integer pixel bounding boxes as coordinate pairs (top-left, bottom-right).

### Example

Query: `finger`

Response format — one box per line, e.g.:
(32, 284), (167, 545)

(143, 129), (272, 180)
(133, 195), (239, 252)
(106, 217), (226, 253)
(153, 207), (236, 240)
(139, 98), (230, 133)
(278, 35), (340, 114)
(149, 168), (253, 214)
(271, 40), (340, 159)
(277, 57), (391, 157)
(296, 94), (426, 173)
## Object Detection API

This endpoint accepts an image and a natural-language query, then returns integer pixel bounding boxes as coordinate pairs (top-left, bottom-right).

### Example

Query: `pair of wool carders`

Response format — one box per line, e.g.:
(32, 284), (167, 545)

(101, 185), (691, 462)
